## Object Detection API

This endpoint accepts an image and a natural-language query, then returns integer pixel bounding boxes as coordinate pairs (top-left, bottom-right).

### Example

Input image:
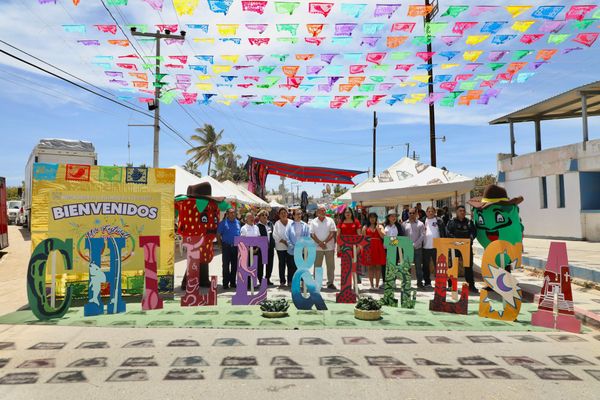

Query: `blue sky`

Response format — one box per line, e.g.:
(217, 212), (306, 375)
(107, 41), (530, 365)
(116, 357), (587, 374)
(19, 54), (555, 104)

(1, 0), (599, 196)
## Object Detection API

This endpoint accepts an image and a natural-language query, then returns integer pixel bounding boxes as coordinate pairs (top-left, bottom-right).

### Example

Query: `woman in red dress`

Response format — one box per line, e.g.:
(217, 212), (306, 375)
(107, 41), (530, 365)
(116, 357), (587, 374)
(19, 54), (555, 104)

(361, 212), (386, 289)
(336, 207), (363, 283)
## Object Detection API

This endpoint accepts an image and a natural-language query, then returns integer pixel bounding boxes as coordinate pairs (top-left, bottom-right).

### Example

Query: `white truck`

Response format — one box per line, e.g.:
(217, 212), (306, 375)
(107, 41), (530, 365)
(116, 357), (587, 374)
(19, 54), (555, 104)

(24, 139), (97, 229)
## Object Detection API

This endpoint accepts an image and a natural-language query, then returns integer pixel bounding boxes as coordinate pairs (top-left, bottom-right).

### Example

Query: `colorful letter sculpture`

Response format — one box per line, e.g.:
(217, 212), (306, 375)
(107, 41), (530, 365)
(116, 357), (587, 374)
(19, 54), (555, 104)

(429, 254), (469, 315)
(478, 240), (523, 321)
(175, 183), (229, 287)
(84, 237), (126, 317)
(232, 236), (268, 305)
(336, 235), (368, 303)
(27, 238), (74, 320)
(381, 236), (415, 308)
(433, 238), (471, 294)
(531, 242), (581, 333)
(140, 236), (163, 310)
(291, 237), (327, 310)
(181, 236), (217, 306)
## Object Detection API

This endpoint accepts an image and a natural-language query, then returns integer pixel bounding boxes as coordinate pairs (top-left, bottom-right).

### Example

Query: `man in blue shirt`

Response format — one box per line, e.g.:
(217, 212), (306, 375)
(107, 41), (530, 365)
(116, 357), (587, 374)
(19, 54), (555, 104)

(217, 208), (241, 289)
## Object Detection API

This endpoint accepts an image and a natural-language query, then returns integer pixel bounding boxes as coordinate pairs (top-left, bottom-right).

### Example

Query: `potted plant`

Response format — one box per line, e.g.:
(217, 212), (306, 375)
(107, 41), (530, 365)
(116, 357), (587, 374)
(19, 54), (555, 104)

(260, 298), (290, 318)
(354, 296), (382, 321)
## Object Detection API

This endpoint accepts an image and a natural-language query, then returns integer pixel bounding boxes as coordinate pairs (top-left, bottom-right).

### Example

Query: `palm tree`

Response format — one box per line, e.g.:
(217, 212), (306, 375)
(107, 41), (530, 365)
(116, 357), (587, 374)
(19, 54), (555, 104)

(182, 160), (202, 177)
(210, 156), (231, 181)
(186, 124), (224, 176)
(220, 143), (241, 170)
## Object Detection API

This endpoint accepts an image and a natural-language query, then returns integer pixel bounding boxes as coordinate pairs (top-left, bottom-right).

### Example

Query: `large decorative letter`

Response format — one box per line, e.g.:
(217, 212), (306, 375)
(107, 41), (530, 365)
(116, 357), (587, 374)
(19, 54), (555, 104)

(429, 254), (469, 314)
(478, 240), (523, 321)
(433, 238), (471, 294)
(27, 238), (73, 320)
(336, 235), (368, 303)
(382, 236), (415, 308)
(232, 236), (268, 305)
(291, 237), (327, 310)
(140, 236), (163, 310)
(181, 236), (216, 306)
(84, 237), (126, 317)
(531, 242), (581, 333)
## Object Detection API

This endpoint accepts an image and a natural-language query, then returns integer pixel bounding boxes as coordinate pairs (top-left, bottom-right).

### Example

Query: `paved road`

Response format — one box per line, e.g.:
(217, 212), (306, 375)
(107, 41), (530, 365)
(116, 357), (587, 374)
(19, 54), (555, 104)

(0, 326), (599, 399)
(1, 226), (599, 398)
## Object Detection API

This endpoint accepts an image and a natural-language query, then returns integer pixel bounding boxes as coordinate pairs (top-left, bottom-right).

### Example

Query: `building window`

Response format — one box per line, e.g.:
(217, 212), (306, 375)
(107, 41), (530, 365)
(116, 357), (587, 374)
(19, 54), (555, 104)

(557, 174), (565, 208)
(540, 177), (548, 209)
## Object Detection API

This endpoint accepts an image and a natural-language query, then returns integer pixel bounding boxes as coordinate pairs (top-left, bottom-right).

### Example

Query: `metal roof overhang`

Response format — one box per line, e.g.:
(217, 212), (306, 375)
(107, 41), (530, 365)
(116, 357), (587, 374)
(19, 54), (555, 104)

(489, 81), (600, 125)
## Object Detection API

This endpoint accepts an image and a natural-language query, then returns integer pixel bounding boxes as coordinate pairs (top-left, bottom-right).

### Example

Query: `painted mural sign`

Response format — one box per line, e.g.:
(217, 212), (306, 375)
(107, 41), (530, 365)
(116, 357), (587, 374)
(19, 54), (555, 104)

(27, 163), (175, 319)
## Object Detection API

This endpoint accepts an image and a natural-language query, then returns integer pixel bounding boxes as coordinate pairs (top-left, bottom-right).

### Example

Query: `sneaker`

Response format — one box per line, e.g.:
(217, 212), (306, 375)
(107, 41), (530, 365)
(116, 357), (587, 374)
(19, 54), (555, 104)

(231, 283), (237, 289)
(327, 284), (337, 290)
(468, 285), (478, 293)
(222, 284), (229, 290)
(267, 280), (274, 286)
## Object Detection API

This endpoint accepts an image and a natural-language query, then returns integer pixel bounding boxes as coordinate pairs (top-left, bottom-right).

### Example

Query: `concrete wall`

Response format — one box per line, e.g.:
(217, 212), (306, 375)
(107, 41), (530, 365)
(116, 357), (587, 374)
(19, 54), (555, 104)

(497, 138), (600, 240)
(502, 172), (583, 240)
(582, 212), (600, 242)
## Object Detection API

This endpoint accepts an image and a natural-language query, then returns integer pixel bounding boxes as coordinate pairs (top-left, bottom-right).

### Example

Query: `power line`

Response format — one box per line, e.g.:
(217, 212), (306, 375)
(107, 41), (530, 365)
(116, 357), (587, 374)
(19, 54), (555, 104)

(0, 39), (149, 114)
(0, 48), (154, 117)
(0, 46), (193, 148)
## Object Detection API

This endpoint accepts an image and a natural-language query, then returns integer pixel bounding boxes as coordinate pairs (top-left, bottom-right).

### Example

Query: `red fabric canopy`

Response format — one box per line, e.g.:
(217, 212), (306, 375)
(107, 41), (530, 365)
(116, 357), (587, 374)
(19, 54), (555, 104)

(246, 156), (366, 198)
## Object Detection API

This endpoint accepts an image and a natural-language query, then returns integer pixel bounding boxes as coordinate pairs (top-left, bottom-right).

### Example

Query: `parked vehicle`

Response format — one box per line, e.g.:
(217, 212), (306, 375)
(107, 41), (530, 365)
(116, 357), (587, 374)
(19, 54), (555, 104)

(0, 178), (8, 250)
(24, 139), (97, 229)
(6, 200), (23, 225)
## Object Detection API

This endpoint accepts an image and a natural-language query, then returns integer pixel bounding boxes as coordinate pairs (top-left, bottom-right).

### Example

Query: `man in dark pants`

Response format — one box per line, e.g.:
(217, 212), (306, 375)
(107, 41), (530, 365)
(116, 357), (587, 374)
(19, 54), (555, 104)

(256, 209), (275, 285)
(446, 205), (477, 292)
(402, 208), (426, 288)
(422, 206), (446, 287)
(217, 208), (241, 289)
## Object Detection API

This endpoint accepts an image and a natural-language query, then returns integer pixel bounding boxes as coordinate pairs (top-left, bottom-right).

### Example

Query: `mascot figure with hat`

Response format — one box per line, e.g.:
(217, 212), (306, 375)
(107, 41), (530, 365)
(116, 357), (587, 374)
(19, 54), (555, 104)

(175, 182), (230, 306)
(469, 184), (525, 321)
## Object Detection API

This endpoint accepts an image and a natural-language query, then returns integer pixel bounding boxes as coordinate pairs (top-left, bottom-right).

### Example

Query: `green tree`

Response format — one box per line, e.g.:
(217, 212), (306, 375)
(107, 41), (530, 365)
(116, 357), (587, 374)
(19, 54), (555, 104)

(6, 186), (21, 201)
(471, 174), (497, 198)
(182, 160), (202, 177)
(186, 124), (224, 176)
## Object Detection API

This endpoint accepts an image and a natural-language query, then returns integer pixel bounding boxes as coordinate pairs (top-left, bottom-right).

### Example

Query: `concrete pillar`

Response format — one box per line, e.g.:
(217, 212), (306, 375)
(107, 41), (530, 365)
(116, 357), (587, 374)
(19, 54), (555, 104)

(582, 94), (589, 151)
(509, 121), (515, 157)
(534, 119), (541, 152)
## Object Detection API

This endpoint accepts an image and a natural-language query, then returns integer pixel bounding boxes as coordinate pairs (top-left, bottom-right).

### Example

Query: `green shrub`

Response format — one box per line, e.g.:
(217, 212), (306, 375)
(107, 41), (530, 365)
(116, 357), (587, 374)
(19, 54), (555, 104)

(355, 296), (382, 311)
(260, 298), (290, 312)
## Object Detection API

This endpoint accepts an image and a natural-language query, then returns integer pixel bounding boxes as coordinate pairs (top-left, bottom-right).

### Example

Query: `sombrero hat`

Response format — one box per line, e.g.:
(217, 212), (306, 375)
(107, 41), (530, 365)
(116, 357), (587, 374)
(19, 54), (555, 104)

(468, 184), (523, 209)
(178, 182), (225, 202)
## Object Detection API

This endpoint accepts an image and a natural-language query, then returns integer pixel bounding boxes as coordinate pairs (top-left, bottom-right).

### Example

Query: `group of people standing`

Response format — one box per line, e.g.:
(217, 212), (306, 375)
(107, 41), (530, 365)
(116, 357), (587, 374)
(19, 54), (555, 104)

(216, 202), (477, 293)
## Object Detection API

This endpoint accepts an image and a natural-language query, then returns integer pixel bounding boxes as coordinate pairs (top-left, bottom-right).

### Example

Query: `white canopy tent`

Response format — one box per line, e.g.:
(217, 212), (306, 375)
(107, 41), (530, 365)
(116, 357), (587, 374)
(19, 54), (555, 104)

(222, 180), (269, 207)
(269, 199), (286, 208)
(171, 166), (259, 205)
(336, 178), (369, 204)
(348, 157), (474, 206)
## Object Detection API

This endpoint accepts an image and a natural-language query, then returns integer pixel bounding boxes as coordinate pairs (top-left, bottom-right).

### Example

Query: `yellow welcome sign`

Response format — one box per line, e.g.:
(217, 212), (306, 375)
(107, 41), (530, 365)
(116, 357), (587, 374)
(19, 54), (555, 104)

(31, 163), (175, 299)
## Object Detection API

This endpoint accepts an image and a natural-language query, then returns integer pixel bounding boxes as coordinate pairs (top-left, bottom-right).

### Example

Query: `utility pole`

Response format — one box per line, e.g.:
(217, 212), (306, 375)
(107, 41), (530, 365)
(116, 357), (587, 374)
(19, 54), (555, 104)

(425, 0), (439, 167)
(372, 111), (378, 177)
(130, 28), (186, 168)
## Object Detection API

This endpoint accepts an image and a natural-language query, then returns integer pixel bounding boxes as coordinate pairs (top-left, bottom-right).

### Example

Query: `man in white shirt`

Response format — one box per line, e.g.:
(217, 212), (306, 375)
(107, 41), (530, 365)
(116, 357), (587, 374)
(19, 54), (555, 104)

(240, 212), (260, 236)
(422, 206), (446, 287)
(309, 205), (337, 289)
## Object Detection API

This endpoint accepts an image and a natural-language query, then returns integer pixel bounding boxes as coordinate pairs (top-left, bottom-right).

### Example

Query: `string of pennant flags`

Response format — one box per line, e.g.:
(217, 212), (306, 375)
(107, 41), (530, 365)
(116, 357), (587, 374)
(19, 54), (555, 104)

(38, 1), (600, 109)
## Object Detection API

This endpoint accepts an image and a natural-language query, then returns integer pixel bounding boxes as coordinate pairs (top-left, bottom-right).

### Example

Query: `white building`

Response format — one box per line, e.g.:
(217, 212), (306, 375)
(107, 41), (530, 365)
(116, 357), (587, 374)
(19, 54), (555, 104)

(490, 82), (600, 241)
